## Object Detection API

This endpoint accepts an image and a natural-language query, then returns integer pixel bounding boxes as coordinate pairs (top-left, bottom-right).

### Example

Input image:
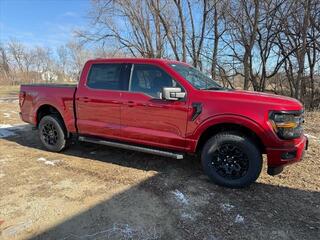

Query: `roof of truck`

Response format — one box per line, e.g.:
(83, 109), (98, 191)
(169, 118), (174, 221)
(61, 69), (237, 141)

(88, 58), (189, 66)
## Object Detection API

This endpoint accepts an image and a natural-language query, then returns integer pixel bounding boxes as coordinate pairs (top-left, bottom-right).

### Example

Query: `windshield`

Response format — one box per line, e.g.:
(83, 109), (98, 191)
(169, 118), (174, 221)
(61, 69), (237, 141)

(169, 63), (222, 90)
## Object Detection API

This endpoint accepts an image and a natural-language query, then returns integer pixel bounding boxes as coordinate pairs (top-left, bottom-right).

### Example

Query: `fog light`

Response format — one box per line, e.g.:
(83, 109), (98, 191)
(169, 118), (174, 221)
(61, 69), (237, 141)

(281, 151), (296, 160)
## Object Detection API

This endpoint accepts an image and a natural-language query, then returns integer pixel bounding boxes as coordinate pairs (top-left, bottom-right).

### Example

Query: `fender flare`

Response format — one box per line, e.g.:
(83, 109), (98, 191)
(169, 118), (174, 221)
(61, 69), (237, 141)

(33, 99), (66, 126)
(192, 114), (269, 148)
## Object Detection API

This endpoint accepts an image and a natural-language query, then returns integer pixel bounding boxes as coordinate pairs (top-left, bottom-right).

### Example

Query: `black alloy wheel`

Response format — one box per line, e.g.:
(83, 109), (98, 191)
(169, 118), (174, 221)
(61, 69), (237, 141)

(38, 114), (68, 152)
(201, 132), (262, 188)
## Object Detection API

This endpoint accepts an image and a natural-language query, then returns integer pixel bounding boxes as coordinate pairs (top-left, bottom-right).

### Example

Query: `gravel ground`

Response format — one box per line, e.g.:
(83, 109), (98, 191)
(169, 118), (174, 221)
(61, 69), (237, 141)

(0, 93), (319, 240)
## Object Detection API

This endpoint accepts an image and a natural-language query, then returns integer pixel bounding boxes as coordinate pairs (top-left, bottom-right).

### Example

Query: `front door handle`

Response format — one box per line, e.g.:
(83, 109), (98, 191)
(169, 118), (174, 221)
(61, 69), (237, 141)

(79, 97), (90, 103)
(127, 101), (136, 107)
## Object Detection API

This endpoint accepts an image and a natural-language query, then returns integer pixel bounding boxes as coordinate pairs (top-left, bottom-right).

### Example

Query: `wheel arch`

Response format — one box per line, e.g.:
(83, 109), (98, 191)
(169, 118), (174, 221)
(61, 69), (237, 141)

(36, 104), (66, 130)
(194, 115), (267, 154)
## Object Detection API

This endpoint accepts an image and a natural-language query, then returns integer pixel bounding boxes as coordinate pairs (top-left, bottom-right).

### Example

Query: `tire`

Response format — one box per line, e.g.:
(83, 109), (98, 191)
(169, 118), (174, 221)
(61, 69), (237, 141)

(38, 114), (69, 152)
(201, 132), (262, 188)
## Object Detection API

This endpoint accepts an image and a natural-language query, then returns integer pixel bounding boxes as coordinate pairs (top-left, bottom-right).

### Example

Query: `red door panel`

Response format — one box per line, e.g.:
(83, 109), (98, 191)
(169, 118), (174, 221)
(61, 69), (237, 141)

(75, 63), (131, 139)
(121, 92), (189, 151)
(76, 88), (122, 138)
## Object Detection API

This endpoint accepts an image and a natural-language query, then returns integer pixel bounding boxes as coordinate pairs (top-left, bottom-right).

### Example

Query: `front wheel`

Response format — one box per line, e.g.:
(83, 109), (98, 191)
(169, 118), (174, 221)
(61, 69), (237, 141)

(38, 114), (68, 152)
(201, 132), (262, 188)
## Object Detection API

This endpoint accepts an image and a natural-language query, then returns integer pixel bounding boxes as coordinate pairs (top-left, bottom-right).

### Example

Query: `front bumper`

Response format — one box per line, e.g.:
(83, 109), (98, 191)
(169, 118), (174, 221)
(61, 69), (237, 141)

(266, 135), (308, 175)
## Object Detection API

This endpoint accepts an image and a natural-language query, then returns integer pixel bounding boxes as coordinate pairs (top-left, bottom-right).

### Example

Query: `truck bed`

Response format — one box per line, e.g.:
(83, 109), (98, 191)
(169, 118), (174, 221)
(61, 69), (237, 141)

(19, 84), (77, 132)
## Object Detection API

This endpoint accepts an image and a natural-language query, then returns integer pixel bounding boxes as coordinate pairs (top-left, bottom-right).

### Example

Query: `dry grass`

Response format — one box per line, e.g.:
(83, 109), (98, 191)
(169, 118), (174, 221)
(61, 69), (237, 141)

(0, 85), (20, 98)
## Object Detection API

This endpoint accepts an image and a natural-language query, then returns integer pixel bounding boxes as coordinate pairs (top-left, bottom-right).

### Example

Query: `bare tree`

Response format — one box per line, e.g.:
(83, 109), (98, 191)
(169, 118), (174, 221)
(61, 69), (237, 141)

(186, 0), (210, 69)
(173, 0), (187, 61)
(210, 0), (225, 80)
(33, 46), (53, 82)
(77, 0), (166, 58)
(276, 0), (316, 101)
(7, 39), (34, 83)
(145, 0), (186, 60)
(0, 43), (11, 83)
(57, 45), (70, 80)
(305, 0), (320, 108)
(66, 41), (92, 80)
(221, 0), (261, 90)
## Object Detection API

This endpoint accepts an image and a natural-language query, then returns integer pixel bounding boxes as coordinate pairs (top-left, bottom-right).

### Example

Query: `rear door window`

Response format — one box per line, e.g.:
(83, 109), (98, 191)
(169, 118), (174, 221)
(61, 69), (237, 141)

(87, 63), (126, 90)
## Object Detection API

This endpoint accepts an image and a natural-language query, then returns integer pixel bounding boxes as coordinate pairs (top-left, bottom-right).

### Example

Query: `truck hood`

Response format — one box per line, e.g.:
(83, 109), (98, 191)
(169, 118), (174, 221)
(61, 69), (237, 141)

(203, 89), (303, 110)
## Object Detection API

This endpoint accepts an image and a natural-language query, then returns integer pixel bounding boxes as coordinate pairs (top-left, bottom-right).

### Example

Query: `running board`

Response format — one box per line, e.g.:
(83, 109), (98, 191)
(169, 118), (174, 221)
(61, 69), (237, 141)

(78, 136), (184, 159)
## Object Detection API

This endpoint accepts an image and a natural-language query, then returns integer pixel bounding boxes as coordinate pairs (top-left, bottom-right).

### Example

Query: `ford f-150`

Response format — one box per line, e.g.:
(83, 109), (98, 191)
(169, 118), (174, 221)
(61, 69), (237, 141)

(19, 58), (308, 188)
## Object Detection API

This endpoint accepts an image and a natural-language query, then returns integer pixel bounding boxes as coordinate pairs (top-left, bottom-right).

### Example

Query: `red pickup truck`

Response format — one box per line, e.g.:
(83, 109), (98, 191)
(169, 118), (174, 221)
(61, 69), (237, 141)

(19, 58), (308, 188)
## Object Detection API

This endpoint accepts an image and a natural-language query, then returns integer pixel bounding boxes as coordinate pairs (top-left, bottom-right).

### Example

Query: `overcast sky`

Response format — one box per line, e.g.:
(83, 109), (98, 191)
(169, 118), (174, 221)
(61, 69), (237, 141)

(0, 0), (90, 47)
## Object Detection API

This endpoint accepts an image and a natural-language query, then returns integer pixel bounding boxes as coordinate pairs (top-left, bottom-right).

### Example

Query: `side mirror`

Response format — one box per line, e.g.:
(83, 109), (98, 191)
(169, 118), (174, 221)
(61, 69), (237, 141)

(162, 87), (186, 100)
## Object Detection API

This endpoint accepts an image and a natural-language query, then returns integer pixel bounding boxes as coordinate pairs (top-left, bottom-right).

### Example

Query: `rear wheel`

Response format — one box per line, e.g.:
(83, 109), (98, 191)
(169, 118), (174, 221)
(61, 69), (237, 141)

(201, 132), (262, 188)
(38, 114), (69, 152)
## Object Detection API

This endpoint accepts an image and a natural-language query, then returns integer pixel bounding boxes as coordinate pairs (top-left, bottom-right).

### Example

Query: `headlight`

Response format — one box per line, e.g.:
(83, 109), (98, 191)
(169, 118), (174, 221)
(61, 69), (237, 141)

(269, 111), (304, 140)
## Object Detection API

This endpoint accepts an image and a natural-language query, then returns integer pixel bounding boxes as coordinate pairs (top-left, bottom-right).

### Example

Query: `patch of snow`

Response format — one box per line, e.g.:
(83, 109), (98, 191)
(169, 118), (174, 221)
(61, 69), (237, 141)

(305, 133), (318, 139)
(0, 124), (13, 127)
(0, 124), (16, 138)
(37, 157), (59, 166)
(13, 125), (29, 131)
(0, 124), (29, 138)
(181, 212), (194, 220)
(61, 223), (159, 240)
(0, 97), (18, 103)
(172, 189), (189, 205)
(3, 113), (11, 118)
(1, 220), (32, 237)
(119, 224), (134, 237)
(206, 235), (218, 240)
(90, 151), (96, 155)
(221, 203), (235, 212)
(44, 161), (56, 166)
(235, 214), (245, 223)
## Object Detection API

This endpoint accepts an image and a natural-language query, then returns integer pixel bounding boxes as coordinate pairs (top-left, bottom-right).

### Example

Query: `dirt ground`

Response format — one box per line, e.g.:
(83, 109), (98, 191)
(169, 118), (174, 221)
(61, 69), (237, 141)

(0, 89), (319, 240)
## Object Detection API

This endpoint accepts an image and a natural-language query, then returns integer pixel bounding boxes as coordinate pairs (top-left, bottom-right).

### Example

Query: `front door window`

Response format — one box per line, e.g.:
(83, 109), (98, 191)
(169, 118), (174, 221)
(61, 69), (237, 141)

(130, 64), (182, 98)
